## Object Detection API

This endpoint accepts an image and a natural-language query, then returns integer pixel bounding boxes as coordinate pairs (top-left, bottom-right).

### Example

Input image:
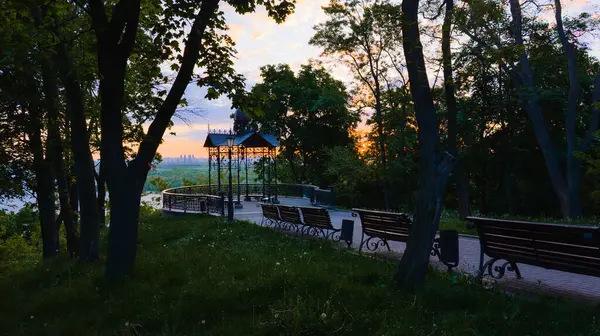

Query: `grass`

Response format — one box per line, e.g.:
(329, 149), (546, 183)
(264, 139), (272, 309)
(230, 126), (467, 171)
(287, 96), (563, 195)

(1, 214), (600, 335)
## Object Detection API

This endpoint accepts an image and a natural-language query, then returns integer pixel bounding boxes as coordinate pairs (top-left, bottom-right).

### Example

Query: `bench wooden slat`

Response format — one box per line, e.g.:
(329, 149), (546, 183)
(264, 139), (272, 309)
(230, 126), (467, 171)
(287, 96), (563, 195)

(363, 221), (410, 232)
(278, 205), (302, 224)
(534, 240), (600, 258)
(299, 207), (335, 230)
(363, 229), (410, 242)
(260, 204), (280, 221)
(476, 219), (598, 247)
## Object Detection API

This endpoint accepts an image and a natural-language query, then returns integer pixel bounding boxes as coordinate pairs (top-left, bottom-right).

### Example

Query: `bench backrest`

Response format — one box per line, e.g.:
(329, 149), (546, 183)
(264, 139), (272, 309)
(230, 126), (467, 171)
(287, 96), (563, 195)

(299, 207), (333, 230)
(353, 208), (412, 242)
(277, 205), (303, 225)
(467, 217), (600, 277)
(260, 204), (280, 221)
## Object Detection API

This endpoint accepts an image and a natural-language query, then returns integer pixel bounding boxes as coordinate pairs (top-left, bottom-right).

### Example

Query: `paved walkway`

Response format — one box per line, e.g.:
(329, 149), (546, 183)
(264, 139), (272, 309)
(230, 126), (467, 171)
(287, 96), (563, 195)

(232, 198), (600, 303)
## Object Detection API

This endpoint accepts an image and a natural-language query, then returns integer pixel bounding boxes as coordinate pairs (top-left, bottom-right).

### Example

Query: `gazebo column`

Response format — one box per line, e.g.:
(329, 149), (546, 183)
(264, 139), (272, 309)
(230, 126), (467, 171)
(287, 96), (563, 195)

(262, 150), (266, 199)
(244, 148), (250, 201)
(267, 150), (271, 201)
(217, 146), (221, 193)
(208, 148), (212, 192)
(235, 147), (242, 208)
(272, 147), (279, 204)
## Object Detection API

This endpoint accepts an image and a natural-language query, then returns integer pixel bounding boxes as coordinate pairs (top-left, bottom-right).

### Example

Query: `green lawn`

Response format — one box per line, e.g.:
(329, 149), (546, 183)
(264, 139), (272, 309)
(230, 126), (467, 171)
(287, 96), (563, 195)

(1, 214), (599, 335)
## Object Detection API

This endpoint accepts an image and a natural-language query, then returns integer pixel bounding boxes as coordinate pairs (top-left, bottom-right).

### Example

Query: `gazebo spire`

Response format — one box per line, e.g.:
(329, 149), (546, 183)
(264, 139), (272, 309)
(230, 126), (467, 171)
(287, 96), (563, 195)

(233, 108), (250, 134)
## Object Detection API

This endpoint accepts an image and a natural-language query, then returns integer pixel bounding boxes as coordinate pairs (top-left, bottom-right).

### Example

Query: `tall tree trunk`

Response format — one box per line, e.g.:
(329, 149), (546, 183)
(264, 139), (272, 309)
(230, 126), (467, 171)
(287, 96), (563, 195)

(555, 0), (582, 218)
(394, 0), (448, 291)
(90, 0), (220, 278)
(95, 163), (106, 227)
(40, 58), (78, 256)
(507, 0), (571, 218)
(442, 0), (470, 219)
(27, 99), (58, 258)
(54, 38), (100, 261)
(375, 88), (391, 210)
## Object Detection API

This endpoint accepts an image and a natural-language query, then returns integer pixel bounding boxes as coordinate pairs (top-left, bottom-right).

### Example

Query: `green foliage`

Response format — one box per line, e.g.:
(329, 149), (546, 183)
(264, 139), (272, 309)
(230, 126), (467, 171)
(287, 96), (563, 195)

(1, 214), (599, 334)
(323, 146), (375, 207)
(0, 207), (41, 273)
(248, 63), (359, 187)
(149, 176), (171, 192)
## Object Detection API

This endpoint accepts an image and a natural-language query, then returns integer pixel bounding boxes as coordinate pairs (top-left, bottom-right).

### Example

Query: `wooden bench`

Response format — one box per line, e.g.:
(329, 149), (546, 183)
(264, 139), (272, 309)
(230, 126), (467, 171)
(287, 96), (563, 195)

(259, 203), (280, 227)
(298, 206), (341, 241)
(466, 217), (600, 279)
(352, 209), (412, 252)
(353, 208), (458, 270)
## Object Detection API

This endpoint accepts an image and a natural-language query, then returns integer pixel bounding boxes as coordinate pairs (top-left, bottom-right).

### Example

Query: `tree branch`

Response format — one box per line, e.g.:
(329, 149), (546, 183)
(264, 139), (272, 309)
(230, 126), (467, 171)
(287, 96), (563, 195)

(69, 0), (92, 16)
(135, 0), (221, 167)
(345, 51), (377, 96)
(88, 0), (108, 33)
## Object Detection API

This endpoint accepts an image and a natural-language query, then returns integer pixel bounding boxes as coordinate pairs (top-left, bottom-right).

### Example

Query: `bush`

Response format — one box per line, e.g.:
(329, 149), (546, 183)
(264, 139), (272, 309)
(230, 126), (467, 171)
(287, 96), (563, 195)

(0, 207), (41, 273)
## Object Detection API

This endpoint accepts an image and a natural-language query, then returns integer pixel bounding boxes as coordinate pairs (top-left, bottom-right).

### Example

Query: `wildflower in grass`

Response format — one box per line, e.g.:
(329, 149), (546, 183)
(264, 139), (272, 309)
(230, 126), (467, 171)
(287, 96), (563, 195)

(276, 262), (280, 266)
(201, 320), (206, 324)
(320, 313), (326, 320)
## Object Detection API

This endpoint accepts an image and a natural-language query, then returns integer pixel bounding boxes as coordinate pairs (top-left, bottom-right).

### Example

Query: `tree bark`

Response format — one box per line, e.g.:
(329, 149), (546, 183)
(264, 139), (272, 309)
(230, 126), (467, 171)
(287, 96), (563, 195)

(394, 0), (443, 291)
(507, 0), (571, 218)
(95, 163), (106, 227)
(555, 0), (582, 218)
(40, 57), (79, 256)
(54, 37), (100, 261)
(27, 94), (58, 258)
(442, 0), (470, 219)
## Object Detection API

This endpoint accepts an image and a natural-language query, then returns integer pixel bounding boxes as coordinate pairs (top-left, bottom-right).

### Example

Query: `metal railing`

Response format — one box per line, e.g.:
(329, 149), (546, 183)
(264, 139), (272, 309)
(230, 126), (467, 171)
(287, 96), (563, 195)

(162, 192), (225, 216)
(161, 183), (334, 215)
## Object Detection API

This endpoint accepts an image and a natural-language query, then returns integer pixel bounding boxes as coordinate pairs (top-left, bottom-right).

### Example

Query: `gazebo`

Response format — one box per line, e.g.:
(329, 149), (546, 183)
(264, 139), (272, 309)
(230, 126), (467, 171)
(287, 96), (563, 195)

(203, 110), (280, 205)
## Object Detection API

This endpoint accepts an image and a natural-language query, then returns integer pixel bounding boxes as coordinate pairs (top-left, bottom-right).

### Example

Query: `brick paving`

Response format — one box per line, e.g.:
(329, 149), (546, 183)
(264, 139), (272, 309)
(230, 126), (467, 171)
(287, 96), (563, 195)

(231, 198), (600, 303)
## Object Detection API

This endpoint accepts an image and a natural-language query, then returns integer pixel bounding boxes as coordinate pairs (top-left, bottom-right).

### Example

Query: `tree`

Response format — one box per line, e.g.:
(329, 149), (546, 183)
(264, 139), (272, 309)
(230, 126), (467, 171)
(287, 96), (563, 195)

(311, 0), (404, 209)
(393, 0), (454, 291)
(0, 2), (59, 257)
(457, 0), (600, 218)
(441, 0), (470, 219)
(248, 64), (359, 186)
(72, 0), (295, 278)
(45, 7), (100, 261)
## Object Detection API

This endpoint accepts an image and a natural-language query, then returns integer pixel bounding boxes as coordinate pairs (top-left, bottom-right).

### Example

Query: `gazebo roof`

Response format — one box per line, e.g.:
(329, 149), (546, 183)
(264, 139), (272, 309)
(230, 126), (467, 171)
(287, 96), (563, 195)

(203, 129), (279, 148)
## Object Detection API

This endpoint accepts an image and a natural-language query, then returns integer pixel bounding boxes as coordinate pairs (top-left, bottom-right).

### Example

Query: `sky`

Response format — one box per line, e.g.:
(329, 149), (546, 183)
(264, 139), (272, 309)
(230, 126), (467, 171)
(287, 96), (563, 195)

(155, 0), (600, 158)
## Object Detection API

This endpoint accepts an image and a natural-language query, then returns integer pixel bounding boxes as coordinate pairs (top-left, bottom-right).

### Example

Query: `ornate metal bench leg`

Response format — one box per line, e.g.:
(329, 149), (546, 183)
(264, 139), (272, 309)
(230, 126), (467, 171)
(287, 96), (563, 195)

(383, 239), (391, 252)
(477, 247), (485, 279)
(358, 232), (365, 254)
(509, 262), (522, 279)
(480, 258), (497, 279)
(319, 228), (326, 239)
